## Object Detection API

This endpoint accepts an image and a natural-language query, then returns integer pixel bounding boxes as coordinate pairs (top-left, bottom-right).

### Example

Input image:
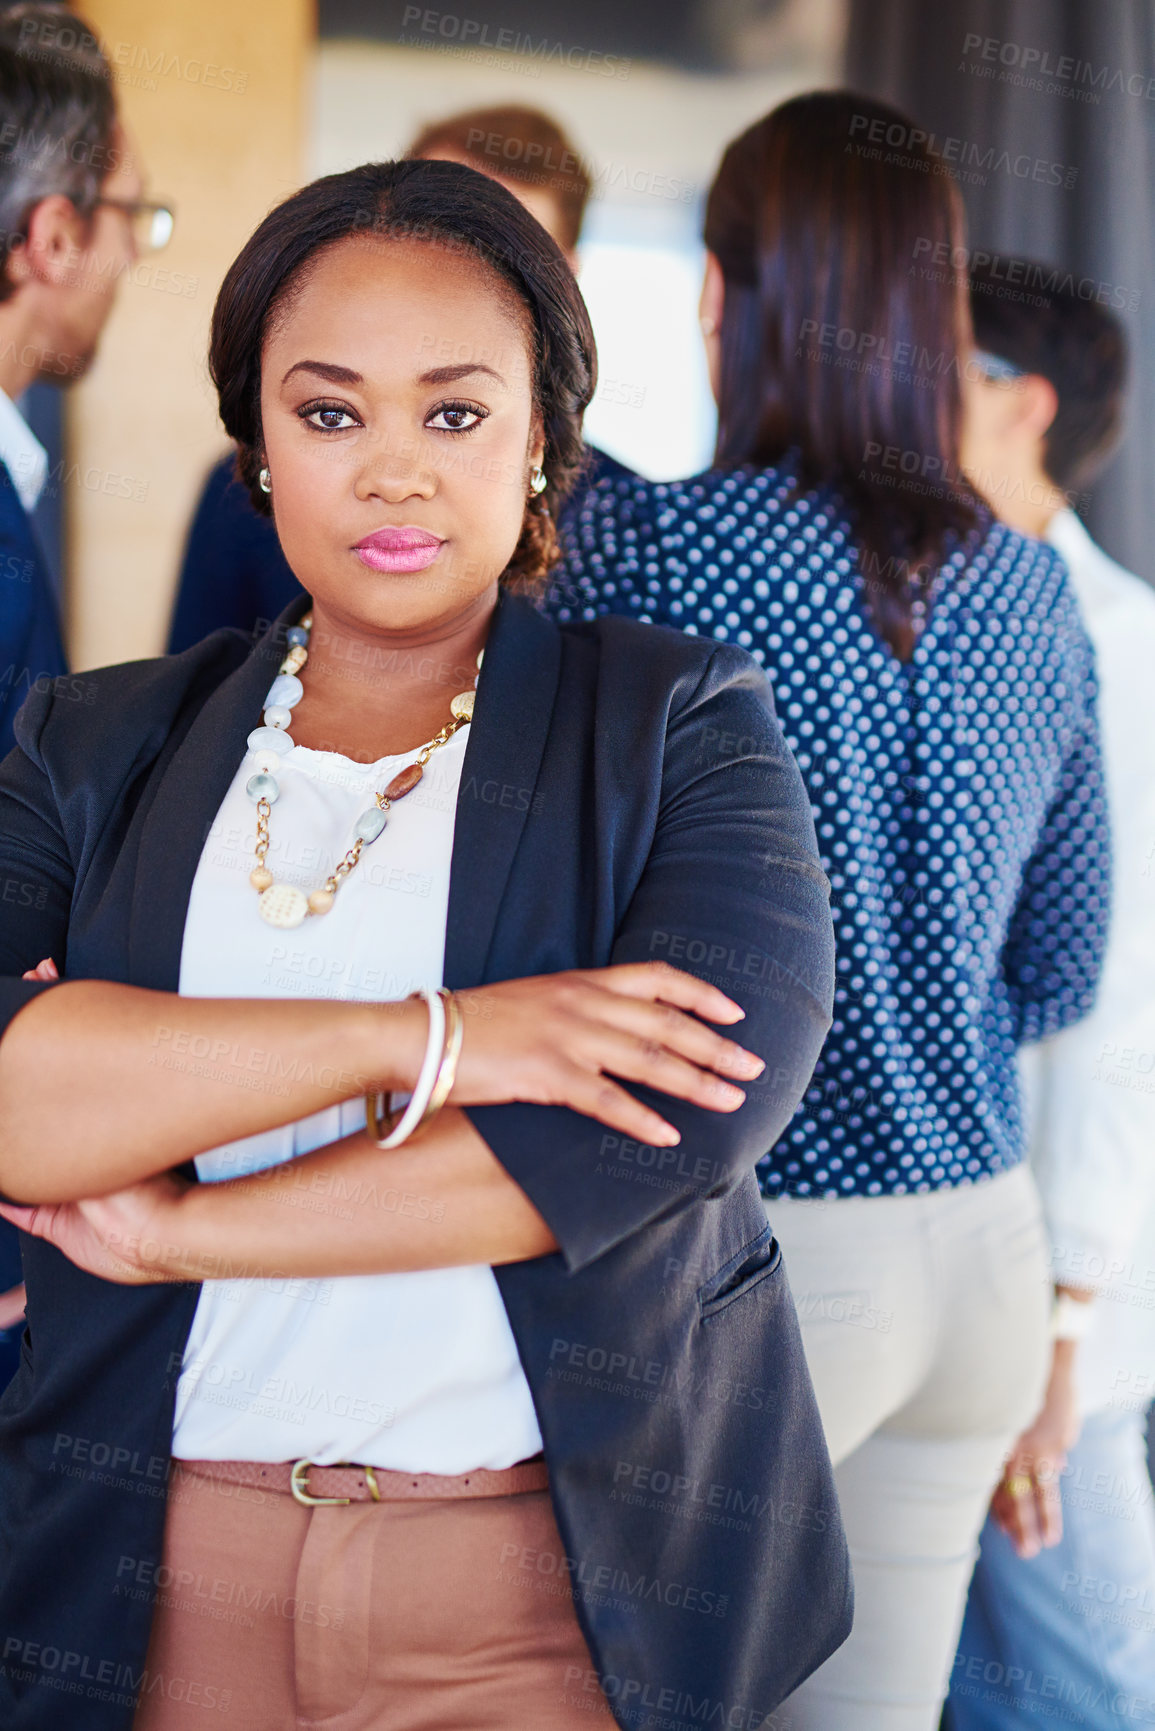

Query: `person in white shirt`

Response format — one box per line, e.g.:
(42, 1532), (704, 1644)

(0, 154), (848, 1730)
(945, 258), (1155, 1729)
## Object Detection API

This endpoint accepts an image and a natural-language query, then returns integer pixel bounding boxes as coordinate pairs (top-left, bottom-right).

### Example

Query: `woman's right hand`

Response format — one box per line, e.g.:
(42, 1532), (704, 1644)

(448, 962), (765, 1147)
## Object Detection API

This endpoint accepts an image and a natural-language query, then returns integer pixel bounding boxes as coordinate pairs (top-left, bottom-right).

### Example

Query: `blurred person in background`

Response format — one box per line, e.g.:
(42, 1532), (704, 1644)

(943, 262), (1155, 1731)
(0, 0), (164, 1387)
(167, 103), (624, 653)
(407, 102), (587, 272)
(554, 91), (1112, 1731)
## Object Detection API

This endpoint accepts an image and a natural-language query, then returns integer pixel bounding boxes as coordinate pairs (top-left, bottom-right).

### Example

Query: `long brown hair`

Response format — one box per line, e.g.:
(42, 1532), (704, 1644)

(704, 90), (984, 657)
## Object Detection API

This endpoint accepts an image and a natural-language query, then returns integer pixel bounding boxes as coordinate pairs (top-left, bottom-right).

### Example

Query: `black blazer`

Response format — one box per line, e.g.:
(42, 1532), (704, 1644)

(0, 592), (851, 1729)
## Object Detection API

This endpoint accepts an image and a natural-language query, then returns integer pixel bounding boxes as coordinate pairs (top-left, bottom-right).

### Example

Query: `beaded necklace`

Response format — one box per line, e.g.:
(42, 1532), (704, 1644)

(244, 612), (480, 930)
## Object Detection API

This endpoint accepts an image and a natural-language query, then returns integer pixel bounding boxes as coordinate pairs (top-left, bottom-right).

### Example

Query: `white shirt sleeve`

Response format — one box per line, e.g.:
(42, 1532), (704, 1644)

(1025, 517), (1155, 1291)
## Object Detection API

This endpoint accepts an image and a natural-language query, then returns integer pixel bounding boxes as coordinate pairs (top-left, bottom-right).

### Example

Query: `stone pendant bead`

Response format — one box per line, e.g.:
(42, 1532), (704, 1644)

(258, 883), (310, 928)
(285, 625), (310, 648)
(354, 806), (388, 843)
(246, 772), (280, 803)
(307, 889), (335, 915)
(263, 705), (293, 731)
(449, 690), (474, 721)
(266, 673), (304, 710)
(248, 725), (293, 756)
(382, 762), (423, 801)
(250, 866), (274, 891)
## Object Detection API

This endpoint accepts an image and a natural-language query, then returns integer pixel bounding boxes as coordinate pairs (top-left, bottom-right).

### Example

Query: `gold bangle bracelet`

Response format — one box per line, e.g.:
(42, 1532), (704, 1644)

(365, 988), (461, 1146)
(365, 1091), (399, 1143)
(414, 988), (464, 1134)
(365, 988), (442, 1148)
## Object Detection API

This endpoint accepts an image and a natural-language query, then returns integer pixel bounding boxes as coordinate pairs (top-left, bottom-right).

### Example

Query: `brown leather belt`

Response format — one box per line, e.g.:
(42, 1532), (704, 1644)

(175, 1454), (549, 1507)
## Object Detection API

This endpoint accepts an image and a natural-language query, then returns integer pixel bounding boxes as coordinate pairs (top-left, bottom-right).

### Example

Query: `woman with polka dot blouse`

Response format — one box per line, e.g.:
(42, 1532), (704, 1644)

(552, 92), (1110, 1731)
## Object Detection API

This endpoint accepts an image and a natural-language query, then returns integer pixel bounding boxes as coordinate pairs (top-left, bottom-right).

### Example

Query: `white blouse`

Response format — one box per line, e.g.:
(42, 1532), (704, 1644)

(171, 725), (543, 1471)
(1023, 511), (1155, 1416)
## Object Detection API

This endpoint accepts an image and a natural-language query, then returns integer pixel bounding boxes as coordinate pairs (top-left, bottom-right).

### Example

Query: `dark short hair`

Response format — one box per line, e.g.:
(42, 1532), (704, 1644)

(408, 105), (591, 252)
(209, 158), (597, 587)
(969, 256), (1128, 492)
(705, 90), (984, 659)
(0, 3), (115, 301)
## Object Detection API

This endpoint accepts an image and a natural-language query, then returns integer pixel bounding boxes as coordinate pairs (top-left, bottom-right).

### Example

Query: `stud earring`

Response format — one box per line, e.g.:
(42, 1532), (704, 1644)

(259, 468), (272, 494)
(529, 466), (547, 496)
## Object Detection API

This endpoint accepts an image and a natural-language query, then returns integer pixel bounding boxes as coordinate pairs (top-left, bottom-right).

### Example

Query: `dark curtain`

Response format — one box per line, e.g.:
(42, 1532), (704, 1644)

(845, 0), (1155, 586)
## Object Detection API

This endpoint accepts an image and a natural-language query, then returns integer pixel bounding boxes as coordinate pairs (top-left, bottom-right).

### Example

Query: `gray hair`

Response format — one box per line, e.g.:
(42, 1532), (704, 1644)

(0, 3), (116, 300)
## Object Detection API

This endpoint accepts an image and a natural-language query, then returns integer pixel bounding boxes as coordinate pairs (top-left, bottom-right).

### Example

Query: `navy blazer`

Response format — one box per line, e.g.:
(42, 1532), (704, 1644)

(0, 459), (66, 763)
(0, 592), (851, 1729)
(166, 445), (634, 653)
(0, 460), (66, 1306)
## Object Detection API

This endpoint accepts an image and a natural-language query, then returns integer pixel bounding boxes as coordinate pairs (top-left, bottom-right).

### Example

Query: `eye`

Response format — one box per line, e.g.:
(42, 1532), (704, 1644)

(426, 400), (487, 434)
(297, 400), (360, 432)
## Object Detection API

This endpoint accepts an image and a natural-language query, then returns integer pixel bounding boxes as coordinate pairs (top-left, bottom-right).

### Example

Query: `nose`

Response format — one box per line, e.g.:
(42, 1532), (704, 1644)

(353, 426), (437, 505)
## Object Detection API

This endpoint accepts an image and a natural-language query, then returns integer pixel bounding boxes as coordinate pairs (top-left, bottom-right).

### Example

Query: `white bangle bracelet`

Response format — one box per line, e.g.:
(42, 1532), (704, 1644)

(1051, 1291), (1094, 1342)
(366, 987), (445, 1149)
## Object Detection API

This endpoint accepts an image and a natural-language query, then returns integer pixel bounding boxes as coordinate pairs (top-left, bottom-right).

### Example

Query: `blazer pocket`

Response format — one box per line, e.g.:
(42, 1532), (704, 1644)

(698, 1227), (782, 1321)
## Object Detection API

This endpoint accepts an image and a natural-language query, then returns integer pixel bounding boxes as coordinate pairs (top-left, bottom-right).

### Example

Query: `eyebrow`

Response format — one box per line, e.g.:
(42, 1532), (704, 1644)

(418, 362), (506, 386)
(280, 358), (507, 390)
(281, 359), (363, 387)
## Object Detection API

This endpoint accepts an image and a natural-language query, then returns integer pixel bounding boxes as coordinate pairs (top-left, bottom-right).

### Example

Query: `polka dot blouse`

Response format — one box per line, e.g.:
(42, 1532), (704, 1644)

(551, 461), (1110, 1200)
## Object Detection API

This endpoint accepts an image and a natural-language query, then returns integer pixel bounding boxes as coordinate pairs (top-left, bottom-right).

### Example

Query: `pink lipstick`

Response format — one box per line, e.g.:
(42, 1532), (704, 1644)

(354, 526), (444, 573)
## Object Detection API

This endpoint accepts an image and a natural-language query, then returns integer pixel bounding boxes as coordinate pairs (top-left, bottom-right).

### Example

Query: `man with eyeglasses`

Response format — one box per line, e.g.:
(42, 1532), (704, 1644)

(0, 1), (171, 1387)
(0, 3), (172, 754)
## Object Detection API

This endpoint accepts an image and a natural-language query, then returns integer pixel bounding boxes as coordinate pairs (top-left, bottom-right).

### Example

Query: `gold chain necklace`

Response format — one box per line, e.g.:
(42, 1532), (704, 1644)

(244, 612), (480, 930)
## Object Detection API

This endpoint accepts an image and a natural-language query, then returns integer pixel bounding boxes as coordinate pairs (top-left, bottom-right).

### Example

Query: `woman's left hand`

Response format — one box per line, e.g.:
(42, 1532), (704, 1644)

(989, 1339), (1082, 1557)
(0, 1173), (193, 1284)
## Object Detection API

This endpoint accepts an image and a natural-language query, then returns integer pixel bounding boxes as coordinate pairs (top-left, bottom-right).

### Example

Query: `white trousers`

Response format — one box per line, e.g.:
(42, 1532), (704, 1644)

(766, 1166), (1051, 1731)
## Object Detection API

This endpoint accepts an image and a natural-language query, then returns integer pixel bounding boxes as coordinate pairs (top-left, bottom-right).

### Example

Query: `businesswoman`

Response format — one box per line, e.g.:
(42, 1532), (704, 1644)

(0, 161), (849, 1731)
(555, 93), (1110, 1731)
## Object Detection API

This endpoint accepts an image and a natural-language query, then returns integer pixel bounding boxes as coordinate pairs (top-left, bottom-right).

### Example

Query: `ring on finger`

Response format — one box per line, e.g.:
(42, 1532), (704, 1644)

(1002, 1474), (1034, 1499)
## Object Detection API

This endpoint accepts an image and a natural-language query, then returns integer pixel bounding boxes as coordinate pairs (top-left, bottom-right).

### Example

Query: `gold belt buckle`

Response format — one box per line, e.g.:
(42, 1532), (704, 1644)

(290, 1458), (381, 1506)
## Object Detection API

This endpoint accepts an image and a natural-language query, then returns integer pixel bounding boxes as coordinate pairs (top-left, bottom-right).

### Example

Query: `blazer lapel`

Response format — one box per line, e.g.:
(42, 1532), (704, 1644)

(127, 590), (560, 996)
(444, 592), (561, 988)
(127, 602), (308, 990)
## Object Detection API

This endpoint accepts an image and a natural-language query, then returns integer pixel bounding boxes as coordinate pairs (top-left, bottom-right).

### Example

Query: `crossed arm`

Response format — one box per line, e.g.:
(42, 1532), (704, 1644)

(0, 645), (834, 1286)
(0, 964), (762, 1280)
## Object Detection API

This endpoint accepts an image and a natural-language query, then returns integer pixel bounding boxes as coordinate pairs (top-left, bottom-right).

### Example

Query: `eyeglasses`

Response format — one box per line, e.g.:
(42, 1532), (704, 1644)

(969, 348), (1026, 385)
(93, 198), (175, 254)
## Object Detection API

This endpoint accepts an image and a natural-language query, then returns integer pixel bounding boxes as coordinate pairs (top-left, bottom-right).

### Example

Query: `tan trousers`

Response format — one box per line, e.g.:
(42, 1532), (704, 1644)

(766, 1165), (1052, 1731)
(131, 1459), (613, 1730)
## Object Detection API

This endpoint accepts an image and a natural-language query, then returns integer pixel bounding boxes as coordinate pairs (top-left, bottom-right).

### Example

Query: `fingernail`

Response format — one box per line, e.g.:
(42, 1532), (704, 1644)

(737, 1051), (764, 1076)
(658, 1126), (681, 1146)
